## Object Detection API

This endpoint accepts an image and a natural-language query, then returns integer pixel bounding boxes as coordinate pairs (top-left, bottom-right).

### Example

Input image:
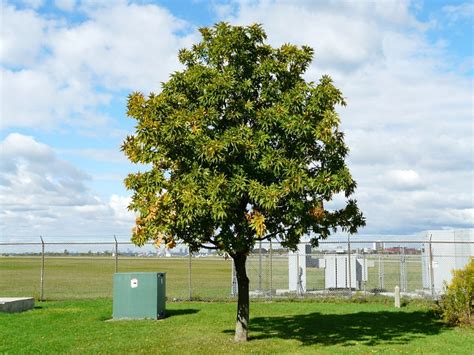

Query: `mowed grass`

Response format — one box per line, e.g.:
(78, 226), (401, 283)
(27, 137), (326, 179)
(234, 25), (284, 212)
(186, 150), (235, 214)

(1, 299), (472, 354)
(1, 257), (471, 353)
(0, 255), (424, 300)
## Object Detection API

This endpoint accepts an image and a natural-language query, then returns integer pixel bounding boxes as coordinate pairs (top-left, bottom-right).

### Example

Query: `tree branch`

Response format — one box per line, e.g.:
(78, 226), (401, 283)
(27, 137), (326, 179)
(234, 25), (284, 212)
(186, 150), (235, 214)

(199, 244), (220, 250)
(255, 227), (292, 241)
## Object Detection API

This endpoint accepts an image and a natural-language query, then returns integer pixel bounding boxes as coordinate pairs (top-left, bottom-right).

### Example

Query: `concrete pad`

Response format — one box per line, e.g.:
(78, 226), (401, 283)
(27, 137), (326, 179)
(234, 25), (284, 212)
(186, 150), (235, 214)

(249, 290), (270, 297)
(0, 297), (35, 313)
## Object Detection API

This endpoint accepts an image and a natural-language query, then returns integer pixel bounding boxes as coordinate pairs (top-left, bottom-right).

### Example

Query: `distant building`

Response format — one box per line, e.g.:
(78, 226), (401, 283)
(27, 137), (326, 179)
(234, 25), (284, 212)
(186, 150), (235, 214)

(373, 242), (384, 252)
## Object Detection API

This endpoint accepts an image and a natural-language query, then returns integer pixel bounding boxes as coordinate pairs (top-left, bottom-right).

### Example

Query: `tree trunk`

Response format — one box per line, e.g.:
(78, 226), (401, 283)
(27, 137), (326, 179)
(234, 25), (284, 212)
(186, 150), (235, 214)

(233, 252), (249, 342)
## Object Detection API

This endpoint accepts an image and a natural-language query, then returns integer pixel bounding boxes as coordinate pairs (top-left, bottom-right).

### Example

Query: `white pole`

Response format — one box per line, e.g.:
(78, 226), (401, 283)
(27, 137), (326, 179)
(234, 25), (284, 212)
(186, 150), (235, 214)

(429, 234), (435, 298)
(114, 235), (118, 273)
(40, 236), (45, 302)
(347, 234), (352, 297)
(394, 286), (401, 308)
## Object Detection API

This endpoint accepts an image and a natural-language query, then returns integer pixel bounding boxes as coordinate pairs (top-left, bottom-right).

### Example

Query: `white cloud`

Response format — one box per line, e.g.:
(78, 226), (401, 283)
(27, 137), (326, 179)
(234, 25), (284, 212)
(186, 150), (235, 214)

(1, 1), (196, 130)
(18, 0), (44, 9)
(54, 0), (76, 12)
(386, 170), (424, 190)
(442, 2), (474, 22)
(442, 208), (474, 224)
(0, 133), (92, 206)
(60, 148), (127, 164)
(224, 0), (420, 76)
(0, 134), (134, 237)
(0, 3), (50, 67)
(109, 194), (133, 222)
(0, 68), (111, 129)
(46, 2), (194, 92)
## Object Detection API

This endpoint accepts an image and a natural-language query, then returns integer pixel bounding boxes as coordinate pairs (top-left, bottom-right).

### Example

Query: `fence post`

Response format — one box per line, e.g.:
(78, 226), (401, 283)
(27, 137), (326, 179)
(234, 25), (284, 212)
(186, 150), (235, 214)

(399, 246), (407, 292)
(114, 235), (118, 273)
(378, 245), (385, 290)
(188, 248), (192, 301)
(258, 240), (262, 291)
(231, 257), (237, 296)
(347, 235), (352, 297)
(40, 236), (45, 302)
(269, 240), (273, 301)
(296, 251), (301, 296)
(399, 245), (402, 292)
(363, 250), (367, 294)
(428, 234), (435, 298)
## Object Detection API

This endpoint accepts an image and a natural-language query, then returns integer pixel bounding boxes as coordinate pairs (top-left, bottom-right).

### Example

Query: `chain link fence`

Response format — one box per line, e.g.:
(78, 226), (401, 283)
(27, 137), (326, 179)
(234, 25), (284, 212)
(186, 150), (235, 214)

(1, 231), (472, 301)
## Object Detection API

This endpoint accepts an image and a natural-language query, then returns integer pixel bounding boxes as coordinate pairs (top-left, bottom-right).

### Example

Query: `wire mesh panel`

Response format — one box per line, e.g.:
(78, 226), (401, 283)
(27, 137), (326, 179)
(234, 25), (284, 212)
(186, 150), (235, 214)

(0, 244), (42, 299)
(271, 253), (290, 294)
(42, 243), (116, 300)
(305, 249), (325, 292)
(189, 256), (232, 299)
(405, 255), (423, 292)
(382, 254), (403, 292)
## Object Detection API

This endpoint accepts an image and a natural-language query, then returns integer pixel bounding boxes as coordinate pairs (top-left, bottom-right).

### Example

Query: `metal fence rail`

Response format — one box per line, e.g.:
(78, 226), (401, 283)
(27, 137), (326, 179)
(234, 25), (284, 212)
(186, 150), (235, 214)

(1, 232), (472, 301)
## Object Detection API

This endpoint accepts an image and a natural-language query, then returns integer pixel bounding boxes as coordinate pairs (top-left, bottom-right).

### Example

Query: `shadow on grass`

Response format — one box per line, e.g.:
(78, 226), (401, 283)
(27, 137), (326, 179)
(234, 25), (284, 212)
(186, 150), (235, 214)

(225, 310), (447, 346)
(165, 309), (199, 318)
(103, 309), (199, 321)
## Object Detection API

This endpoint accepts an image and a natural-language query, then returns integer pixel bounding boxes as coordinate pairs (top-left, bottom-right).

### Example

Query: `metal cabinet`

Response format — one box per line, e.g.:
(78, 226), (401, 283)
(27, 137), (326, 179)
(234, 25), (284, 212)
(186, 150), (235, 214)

(113, 272), (166, 319)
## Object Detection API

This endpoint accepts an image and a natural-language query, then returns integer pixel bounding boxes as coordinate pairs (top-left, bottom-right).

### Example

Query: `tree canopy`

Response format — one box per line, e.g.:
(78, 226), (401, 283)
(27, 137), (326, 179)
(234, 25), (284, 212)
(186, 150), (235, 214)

(122, 22), (365, 341)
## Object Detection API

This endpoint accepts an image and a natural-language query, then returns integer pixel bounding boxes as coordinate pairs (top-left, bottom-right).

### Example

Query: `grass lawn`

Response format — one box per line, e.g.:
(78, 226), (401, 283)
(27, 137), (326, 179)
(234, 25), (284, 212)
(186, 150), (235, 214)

(1, 299), (472, 354)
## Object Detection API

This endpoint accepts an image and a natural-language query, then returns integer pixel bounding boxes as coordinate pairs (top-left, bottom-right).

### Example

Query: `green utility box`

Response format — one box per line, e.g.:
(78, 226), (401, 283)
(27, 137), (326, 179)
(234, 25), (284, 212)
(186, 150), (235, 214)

(113, 272), (166, 319)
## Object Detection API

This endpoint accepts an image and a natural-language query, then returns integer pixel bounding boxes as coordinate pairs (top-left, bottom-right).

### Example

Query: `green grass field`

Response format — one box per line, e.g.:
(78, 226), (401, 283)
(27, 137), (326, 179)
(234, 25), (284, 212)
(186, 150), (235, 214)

(1, 299), (472, 354)
(0, 255), (424, 300)
(1, 256), (471, 353)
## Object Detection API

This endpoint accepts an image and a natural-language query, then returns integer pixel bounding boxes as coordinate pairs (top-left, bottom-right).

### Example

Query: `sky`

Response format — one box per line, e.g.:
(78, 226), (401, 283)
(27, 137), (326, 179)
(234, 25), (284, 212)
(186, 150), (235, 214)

(0, 0), (473, 242)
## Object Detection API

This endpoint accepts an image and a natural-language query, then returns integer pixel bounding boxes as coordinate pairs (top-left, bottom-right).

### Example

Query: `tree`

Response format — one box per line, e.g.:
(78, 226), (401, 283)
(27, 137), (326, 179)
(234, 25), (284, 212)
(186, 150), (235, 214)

(122, 22), (365, 342)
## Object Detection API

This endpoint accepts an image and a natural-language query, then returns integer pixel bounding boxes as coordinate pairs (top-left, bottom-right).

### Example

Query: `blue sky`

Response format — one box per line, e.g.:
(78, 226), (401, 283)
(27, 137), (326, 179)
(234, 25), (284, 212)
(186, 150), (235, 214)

(1, 0), (473, 241)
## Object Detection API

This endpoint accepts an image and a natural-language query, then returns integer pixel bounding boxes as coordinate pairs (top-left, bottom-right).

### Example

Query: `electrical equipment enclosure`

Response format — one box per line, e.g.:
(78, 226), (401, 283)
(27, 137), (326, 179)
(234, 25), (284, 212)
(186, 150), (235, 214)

(288, 244), (307, 292)
(324, 255), (370, 290)
(113, 272), (166, 319)
(422, 230), (473, 294)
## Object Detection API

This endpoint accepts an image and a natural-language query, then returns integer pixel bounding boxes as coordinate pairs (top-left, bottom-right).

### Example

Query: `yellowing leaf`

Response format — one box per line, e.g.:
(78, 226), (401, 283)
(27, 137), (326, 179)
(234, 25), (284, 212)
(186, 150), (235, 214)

(309, 201), (325, 221)
(166, 237), (176, 249)
(249, 211), (266, 237)
(153, 233), (164, 248)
